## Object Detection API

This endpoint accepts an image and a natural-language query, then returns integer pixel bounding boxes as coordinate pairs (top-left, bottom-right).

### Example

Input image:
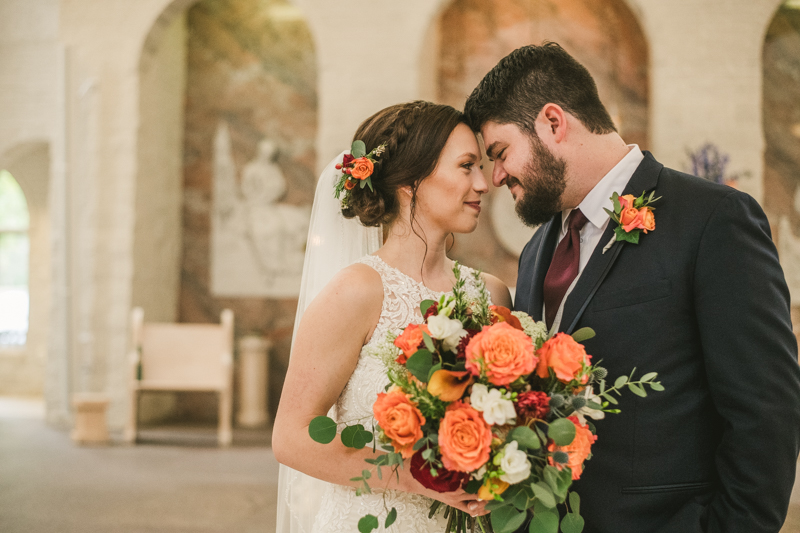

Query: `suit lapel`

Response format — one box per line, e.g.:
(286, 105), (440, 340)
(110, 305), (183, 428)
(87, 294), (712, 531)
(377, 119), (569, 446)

(560, 152), (663, 333)
(527, 216), (561, 321)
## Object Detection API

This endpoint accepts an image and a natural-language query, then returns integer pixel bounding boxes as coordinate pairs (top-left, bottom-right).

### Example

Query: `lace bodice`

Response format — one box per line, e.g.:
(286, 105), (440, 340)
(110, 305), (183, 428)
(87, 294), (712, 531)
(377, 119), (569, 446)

(311, 255), (486, 533)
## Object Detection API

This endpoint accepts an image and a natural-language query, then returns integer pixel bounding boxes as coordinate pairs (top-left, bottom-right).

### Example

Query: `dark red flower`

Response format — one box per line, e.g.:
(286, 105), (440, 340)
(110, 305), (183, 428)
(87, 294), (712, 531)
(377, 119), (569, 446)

(410, 448), (469, 493)
(342, 154), (355, 166)
(515, 391), (551, 421)
(455, 329), (480, 360)
(422, 302), (439, 321)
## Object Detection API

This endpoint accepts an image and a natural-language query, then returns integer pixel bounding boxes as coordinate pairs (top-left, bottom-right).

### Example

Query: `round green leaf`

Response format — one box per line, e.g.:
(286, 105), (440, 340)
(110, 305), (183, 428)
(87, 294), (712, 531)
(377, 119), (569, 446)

(529, 503), (558, 533)
(351, 140), (367, 159)
(491, 505), (527, 533)
(531, 481), (556, 509)
(509, 426), (541, 450)
(614, 376), (628, 389)
(548, 418), (577, 446)
(560, 513), (585, 533)
(308, 416), (337, 444)
(568, 492), (580, 515)
(341, 424), (365, 448)
(357, 514), (379, 533)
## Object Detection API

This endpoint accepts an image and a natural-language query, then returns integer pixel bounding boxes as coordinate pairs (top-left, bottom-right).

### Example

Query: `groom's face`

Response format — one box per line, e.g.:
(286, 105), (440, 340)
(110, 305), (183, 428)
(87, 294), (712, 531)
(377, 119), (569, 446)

(481, 121), (567, 227)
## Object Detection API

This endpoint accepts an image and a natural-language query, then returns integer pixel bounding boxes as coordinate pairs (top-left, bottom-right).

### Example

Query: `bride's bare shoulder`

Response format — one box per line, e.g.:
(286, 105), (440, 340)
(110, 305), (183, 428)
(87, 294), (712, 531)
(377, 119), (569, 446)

(480, 272), (513, 308)
(311, 261), (384, 312)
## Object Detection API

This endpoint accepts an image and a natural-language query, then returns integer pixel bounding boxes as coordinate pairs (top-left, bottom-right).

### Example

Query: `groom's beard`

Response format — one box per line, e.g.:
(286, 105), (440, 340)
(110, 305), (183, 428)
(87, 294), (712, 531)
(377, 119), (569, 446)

(511, 137), (568, 227)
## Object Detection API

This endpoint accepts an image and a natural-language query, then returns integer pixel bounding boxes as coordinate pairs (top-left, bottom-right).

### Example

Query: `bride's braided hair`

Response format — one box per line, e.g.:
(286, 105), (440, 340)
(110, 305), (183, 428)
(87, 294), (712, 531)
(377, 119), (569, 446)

(342, 101), (466, 227)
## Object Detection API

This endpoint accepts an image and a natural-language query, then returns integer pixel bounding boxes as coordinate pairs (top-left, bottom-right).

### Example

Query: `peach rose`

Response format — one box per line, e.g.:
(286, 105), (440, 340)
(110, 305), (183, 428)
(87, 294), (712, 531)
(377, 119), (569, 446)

(489, 305), (523, 330)
(373, 388), (425, 459)
(427, 370), (474, 402)
(536, 333), (591, 383)
(548, 415), (597, 480)
(344, 178), (356, 190)
(640, 207), (655, 233)
(350, 157), (374, 180)
(394, 323), (429, 364)
(438, 401), (493, 472)
(619, 206), (639, 227)
(618, 194), (636, 210)
(465, 322), (537, 386)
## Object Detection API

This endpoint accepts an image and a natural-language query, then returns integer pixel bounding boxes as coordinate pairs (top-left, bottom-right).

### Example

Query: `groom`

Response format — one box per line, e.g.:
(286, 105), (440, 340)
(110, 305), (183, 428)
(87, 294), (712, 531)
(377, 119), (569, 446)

(465, 43), (800, 533)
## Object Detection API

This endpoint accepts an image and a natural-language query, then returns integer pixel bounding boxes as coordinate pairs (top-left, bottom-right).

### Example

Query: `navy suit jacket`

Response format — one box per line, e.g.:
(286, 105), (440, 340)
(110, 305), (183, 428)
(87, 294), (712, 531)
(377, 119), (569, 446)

(514, 153), (800, 533)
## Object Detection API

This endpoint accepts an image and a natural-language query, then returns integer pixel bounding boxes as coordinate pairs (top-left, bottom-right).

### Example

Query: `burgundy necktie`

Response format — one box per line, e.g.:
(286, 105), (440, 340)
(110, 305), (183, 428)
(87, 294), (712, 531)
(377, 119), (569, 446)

(543, 209), (588, 329)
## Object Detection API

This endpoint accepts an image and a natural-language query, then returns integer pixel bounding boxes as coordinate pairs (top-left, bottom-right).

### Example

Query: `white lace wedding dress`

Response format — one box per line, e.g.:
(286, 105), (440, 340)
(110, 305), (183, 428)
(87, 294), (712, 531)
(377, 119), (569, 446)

(310, 255), (485, 533)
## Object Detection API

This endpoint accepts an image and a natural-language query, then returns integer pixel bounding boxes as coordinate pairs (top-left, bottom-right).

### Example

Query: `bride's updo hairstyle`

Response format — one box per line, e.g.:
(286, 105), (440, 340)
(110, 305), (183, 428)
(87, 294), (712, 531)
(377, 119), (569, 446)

(342, 101), (466, 227)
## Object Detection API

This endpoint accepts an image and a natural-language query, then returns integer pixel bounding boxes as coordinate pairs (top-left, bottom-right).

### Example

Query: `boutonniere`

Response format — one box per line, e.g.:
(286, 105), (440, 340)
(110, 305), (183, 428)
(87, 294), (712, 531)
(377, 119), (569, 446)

(601, 191), (660, 253)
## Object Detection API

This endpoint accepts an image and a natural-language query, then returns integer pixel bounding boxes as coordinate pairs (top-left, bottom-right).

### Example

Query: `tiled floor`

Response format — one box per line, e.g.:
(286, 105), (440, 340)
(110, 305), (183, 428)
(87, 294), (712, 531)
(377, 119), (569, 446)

(0, 397), (798, 532)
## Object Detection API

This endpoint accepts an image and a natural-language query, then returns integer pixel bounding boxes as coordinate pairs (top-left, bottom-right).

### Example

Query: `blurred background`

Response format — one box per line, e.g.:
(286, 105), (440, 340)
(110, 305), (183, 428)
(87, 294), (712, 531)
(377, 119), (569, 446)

(0, 0), (798, 531)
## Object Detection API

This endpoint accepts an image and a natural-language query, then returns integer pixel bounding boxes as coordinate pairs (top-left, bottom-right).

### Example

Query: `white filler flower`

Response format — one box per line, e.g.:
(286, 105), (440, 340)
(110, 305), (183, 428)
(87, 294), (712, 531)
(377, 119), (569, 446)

(470, 383), (516, 426)
(499, 441), (532, 484)
(427, 314), (467, 353)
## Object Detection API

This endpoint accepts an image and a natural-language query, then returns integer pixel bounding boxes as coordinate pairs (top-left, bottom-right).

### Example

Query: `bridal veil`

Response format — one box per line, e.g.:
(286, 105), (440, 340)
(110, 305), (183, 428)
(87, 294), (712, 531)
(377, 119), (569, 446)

(275, 151), (382, 533)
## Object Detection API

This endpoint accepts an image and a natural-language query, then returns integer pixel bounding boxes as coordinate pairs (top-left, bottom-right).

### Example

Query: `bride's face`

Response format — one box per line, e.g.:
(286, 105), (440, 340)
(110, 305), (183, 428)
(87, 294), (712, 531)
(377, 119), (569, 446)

(413, 123), (488, 234)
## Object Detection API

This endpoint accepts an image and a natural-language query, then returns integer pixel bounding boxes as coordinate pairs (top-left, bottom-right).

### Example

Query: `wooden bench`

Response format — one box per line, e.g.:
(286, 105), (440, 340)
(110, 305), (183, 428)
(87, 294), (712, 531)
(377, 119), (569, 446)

(123, 308), (234, 446)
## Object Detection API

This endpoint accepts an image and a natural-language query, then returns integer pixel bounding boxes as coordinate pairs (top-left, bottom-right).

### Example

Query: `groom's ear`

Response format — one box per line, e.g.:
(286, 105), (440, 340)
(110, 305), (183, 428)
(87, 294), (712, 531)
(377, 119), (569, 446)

(538, 103), (568, 143)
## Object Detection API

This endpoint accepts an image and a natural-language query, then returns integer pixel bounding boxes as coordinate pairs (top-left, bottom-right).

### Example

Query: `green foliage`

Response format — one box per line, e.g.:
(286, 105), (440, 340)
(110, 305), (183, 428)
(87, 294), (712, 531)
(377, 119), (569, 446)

(420, 299), (437, 316)
(341, 424), (373, 449)
(385, 508), (397, 528)
(570, 328), (595, 343)
(308, 416), (337, 444)
(529, 500), (559, 533)
(490, 505), (527, 533)
(508, 426), (541, 450)
(351, 140), (367, 159)
(357, 514), (378, 533)
(548, 418), (576, 446)
(560, 513), (585, 533)
(531, 481), (556, 509)
(406, 349), (433, 382)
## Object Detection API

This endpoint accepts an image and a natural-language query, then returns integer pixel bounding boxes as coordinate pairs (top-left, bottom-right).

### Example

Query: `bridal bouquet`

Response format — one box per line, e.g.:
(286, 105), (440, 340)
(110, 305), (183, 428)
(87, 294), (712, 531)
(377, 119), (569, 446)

(309, 266), (663, 533)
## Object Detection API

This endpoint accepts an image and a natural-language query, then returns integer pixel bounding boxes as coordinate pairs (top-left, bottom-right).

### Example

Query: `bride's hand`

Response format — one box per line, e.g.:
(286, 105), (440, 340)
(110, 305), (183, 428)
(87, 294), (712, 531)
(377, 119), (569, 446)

(420, 486), (489, 517)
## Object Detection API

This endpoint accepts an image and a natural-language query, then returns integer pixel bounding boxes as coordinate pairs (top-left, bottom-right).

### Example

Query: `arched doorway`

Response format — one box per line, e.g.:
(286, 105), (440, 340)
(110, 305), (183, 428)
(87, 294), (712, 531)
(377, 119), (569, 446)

(0, 142), (51, 396)
(133, 0), (318, 426)
(431, 0), (649, 287)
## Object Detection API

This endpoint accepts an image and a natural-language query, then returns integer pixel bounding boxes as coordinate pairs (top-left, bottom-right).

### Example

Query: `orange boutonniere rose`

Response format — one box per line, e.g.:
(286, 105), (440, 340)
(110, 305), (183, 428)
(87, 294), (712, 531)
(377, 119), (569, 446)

(605, 190), (660, 245)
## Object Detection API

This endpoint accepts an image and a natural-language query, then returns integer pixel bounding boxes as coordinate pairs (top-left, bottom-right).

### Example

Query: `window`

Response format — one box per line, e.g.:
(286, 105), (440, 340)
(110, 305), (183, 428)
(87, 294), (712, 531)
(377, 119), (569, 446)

(0, 170), (29, 346)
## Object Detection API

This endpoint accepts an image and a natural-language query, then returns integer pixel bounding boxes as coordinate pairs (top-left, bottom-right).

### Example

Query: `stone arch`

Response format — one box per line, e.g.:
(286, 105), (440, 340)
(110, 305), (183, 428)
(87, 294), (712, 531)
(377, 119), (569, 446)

(763, 0), (800, 306)
(134, 0), (318, 424)
(0, 140), (51, 395)
(428, 0), (649, 287)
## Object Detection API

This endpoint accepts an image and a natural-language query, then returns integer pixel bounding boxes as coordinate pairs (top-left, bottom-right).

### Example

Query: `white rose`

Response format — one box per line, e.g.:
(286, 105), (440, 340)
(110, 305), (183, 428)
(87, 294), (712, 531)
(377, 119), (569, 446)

(470, 383), (517, 426)
(427, 314), (467, 353)
(498, 441), (532, 484)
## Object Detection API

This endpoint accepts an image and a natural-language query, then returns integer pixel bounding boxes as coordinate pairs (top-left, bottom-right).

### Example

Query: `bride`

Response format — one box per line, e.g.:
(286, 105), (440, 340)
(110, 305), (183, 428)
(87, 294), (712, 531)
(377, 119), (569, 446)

(272, 101), (512, 532)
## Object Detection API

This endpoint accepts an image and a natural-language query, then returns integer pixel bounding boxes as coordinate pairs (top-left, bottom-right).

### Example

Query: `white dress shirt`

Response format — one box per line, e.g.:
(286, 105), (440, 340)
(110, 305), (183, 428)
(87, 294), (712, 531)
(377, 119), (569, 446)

(545, 144), (644, 333)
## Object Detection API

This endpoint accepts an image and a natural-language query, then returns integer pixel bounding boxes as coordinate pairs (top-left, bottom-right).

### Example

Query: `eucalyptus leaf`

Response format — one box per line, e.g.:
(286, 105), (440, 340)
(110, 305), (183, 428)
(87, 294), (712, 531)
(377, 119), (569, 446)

(548, 418), (577, 446)
(531, 481), (556, 509)
(641, 372), (658, 382)
(341, 424), (366, 448)
(385, 508), (397, 528)
(357, 514), (379, 533)
(490, 505), (527, 533)
(601, 393), (618, 405)
(485, 500), (510, 512)
(509, 426), (540, 450)
(614, 376), (628, 389)
(611, 192), (621, 212)
(650, 382), (665, 392)
(351, 140), (366, 159)
(420, 299), (437, 316)
(560, 513), (585, 533)
(406, 349), (433, 382)
(628, 383), (647, 397)
(529, 507), (559, 533)
(570, 327), (596, 343)
(569, 492), (580, 515)
(422, 332), (436, 352)
(308, 416), (337, 444)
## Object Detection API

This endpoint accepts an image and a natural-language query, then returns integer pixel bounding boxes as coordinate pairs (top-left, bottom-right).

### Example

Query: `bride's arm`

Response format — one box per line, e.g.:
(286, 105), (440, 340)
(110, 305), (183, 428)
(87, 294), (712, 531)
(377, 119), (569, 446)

(272, 264), (485, 515)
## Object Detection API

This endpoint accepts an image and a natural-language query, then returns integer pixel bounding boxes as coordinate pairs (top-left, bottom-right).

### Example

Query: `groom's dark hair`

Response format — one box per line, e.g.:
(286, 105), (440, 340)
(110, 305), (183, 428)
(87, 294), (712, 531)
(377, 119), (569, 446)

(464, 42), (617, 136)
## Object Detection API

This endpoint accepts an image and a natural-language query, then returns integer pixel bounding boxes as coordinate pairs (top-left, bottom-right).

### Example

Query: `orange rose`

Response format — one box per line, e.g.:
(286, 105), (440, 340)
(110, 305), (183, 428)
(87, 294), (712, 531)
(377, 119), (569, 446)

(344, 178), (356, 190)
(478, 478), (509, 500)
(394, 323), (429, 364)
(373, 388), (425, 459)
(619, 206), (639, 227)
(350, 157), (374, 180)
(465, 322), (537, 386)
(548, 416), (597, 480)
(427, 370), (474, 402)
(438, 401), (493, 472)
(536, 333), (591, 383)
(489, 305), (523, 330)
(618, 194), (636, 210)
(640, 207), (655, 233)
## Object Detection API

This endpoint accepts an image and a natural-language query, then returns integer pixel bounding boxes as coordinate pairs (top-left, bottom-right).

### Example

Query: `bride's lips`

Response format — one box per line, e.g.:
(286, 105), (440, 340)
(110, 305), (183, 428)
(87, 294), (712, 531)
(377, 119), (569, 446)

(465, 201), (481, 213)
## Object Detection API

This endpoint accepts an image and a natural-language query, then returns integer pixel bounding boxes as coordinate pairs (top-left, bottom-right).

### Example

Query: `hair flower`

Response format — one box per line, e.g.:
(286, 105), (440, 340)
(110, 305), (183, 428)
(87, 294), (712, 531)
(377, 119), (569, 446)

(334, 140), (386, 209)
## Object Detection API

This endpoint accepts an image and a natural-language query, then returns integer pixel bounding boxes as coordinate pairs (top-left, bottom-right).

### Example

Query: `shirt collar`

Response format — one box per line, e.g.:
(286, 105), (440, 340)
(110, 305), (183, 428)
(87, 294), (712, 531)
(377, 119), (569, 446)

(560, 144), (644, 232)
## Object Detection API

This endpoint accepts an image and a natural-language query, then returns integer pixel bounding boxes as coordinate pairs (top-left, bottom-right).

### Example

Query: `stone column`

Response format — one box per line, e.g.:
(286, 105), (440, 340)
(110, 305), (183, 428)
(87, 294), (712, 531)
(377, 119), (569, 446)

(237, 335), (271, 428)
